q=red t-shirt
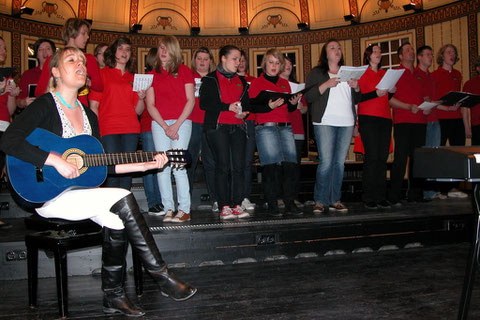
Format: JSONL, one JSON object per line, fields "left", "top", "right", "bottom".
{"left": 0, "top": 76, "right": 12, "bottom": 122}
{"left": 35, "top": 54, "right": 103, "bottom": 107}
{"left": 190, "top": 71, "right": 205, "bottom": 123}
{"left": 413, "top": 66, "right": 438, "bottom": 122}
{"left": 150, "top": 64, "right": 194, "bottom": 121}
{"left": 464, "top": 75, "right": 480, "bottom": 126}
{"left": 432, "top": 67, "right": 462, "bottom": 119}
{"left": 392, "top": 65, "right": 427, "bottom": 124}
{"left": 18, "top": 66, "right": 42, "bottom": 99}
{"left": 357, "top": 68, "right": 391, "bottom": 119}
{"left": 216, "top": 71, "right": 245, "bottom": 125}
{"left": 249, "top": 74, "right": 292, "bottom": 124}
{"left": 89, "top": 67, "right": 140, "bottom": 136}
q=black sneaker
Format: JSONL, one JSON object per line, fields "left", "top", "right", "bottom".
{"left": 148, "top": 204, "right": 165, "bottom": 216}
{"left": 364, "top": 202, "right": 378, "bottom": 210}
{"left": 377, "top": 200, "right": 392, "bottom": 209}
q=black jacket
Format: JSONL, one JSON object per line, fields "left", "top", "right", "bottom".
{"left": 199, "top": 70, "right": 250, "bottom": 131}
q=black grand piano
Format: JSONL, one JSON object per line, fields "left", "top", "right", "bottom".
{"left": 415, "top": 146, "right": 480, "bottom": 320}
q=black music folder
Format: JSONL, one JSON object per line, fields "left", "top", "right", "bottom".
{"left": 439, "top": 91, "right": 480, "bottom": 108}
{"left": 251, "top": 83, "right": 315, "bottom": 105}
{"left": 0, "top": 67, "right": 15, "bottom": 81}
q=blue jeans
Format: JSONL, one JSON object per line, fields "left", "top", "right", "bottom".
{"left": 141, "top": 131, "right": 162, "bottom": 208}
{"left": 151, "top": 120, "right": 192, "bottom": 213}
{"left": 101, "top": 133, "right": 140, "bottom": 190}
{"left": 313, "top": 125, "right": 354, "bottom": 205}
{"left": 187, "top": 122, "right": 217, "bottom": 202}
{"left": 243, "top": 120, "right": 256, "bottom": 199}
{"left": 255, "top": 125, "right": 297, "bottom": 166}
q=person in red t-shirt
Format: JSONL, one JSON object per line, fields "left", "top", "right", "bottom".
{"left": 187, "top": 47, "right": 218, "bottom": 212}
{"left": 94, "top": 43, "right": 108, "bottom": 69}
{"left": 464, "top": 57, "right": 480, "bottom": 145}
{"left": 89, "top": 37, "right": 144, "bottom": 191}
{"left": 35, "top": 18, "right": 103, "bottom": 108}
{"left": 17, "top": 39, "right": 56, "bottom": 109}
{"left": 200, "top": 45, "right": 251, "bottom": 220}
{"left": 357, "top": 44, "right": 394, "bottom": 209}
{"left": 146, "top": 36, "right": 195, "bottom": 223}
{"left": 432, "top": 44, "right": 470, "bottom": 146}
{"left": 237, "top": 49, "right": 257, "bottom": 211}
{"left": 389, "top": 43, "right": 430, "bottom": 205}
{"left": 279, "top": 55, "right": 307, "bottom": 208}
{"left": 250, "top": 49, "right": 303, "bottom": 217}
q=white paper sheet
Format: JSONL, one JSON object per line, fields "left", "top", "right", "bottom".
{"left": 133, "top": 74, "right": 154, "bottom": 92}
{"left": 289, "top": 82, "right": 305, "bottom": 94}
{"left": 194, "top": 78, "right": 202, "bottom": 97}
{"left": 0, "top": 120, "right": 9, "bottom": 132}
{"left": 376, "top": 69, "right": 405, "bottom": 91}
{"left": 418, "top": 101, "right": 440, "bottom": 110}
{"left": 336, "top": 65, "right": 368, "bottom": 82}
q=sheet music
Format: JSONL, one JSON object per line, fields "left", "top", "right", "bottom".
{"left": 0, "top": 120, "right": 9, "bottom": 132}
{"left": 133, "top": 74, "right": 154, "bottom": 92}
{"left": 418, "top": 101, "right": 440, "bottom": 111}
{"left": 475, "top": 154, "right": 480, "bottom": 164}
{"left": 194, "top": 78, "right": 202, "bottom": 97}
{"left": 376, "top": 69, "right": 405, "bottom": 91}
{"left": 336, "top": 65, "right": 368, "bottom": 82}
{"left": 289, "top": 82, "right": 305, "bottom": 94}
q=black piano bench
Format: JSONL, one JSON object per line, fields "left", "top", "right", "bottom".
{"left": 25, "top": 228, "right": 144, "bottom": 318}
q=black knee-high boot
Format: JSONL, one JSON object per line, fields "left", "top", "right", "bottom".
{"left": 110, "top": 193, "right": 197, "bottom": 301}
{"left": 263, "top": 164, "right": 281, "bottom": 217}
{"left": 282, "top": 162, "right": 302, "bottom": 216}
{"left": 102, "top": 228, "right": 145, "bottom": 317}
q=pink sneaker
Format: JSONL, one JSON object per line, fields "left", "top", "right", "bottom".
{"left": 232, "top": 205, "right": 250, "bottom": 218}
{"left": 220, "top": 206, "right": 235, "bottom": 220}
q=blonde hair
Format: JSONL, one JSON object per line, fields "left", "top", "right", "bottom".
{"left": 155, "top": 35, "right": 183, "bottom": 74}
{"left": 48, "top": 47, "right": 86, "bottom": 92}
{"left": 61, "top": 18, "right": 91, "bottom": 43}
{"left": 260, "top": 48, "right": 285, "bottom": 74}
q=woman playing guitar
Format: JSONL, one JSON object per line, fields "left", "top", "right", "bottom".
{"left": 0, "top": 47, "right": 196, "bottom": 317}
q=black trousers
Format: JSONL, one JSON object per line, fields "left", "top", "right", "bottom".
{"left": 439, "top": 118, "right": 465, "bottom": 146}
{"left": 358, "top": 115, "right": 392, "bottom": 203}
{"left": 389, "top": 123, "right": 426, "bottom": 203}
{"left": 472, "top": 125, "right": 480, "bottom": 146}
{"left": 206, "top": 124, "right": 246, "bottom": 208}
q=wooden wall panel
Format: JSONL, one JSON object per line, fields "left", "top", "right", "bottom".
{"left": 87, "top": 0, "right": 131, "bottom": 32}
{"left": 22, "top": 0, "right": 78, "bottom": 25}
{"left": 310, "top": 40, "right": 353, "bottom": 69}
{"left": 361, "top": 29, "right": 416, "bottom": 58}
{"left": 307, "top": 0, "right": 350, "bottom": 29}
{"left": 249, "top": 7, "right": 300, "bottom": 34}
{"left": 0, "top": 0, "right": 11, "bottom": 14}
{"left": 200, "top": 0, "right": 240, "bottom": 35}
{"left": 425, "top": 16, "right": 470, "bottom": 82}
{"left": 423, "top": 0, "right": 459, "bottom": 10}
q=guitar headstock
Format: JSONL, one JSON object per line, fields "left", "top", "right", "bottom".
{"left": 165, "top": 149, "right": 192, "bottom": 169}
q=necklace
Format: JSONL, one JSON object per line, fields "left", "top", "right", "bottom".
{"left": 55, "top": 92, "right": 80, "bottom": 110}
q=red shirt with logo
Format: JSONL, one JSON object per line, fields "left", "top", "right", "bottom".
{"left": 413, "top": 66, "right": 438, "bottom": 122}
{"left": 432, "top": 66, "right": 462, "bottom": 119}
{"left": 358, "top": 67, "right": 391, "bottom": 119}
{"left": 392, "top": 65, "right": 427, "bottom": 124}
{"left": 464, "top": 75, "right": 480, "bottom": 126}
{"left": 216, "top": 71, "right": 245, "bottom": 125}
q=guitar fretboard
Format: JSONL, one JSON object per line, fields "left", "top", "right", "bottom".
{"left": 83, "top": 151, "right": 164, "bottom": 167}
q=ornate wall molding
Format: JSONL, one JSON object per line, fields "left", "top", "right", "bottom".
{"left": 191, "top": 0, "right": 199, "bottom": 28}
{"left": 239, "top": 0, "right": 248, "bottom": 28}
{"left": 468, "top": 12, "right": 478, "bottom": 78}
{"left": 130, "top": 0, "right": 139, "bottom": 27}
{"left": 348, "top": 0, "right": 359, "bottom": 18}
{"left": 78, "top": 0, "right": 88, "bottom": 19}
{"left": 299, "top": 0, "right": 309, "bottom": 24}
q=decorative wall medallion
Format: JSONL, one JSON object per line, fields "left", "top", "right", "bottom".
{"left": 373, "top": 0, "right": 401, "bottom": 15}
{"left": 262, "top": 14, "right": 287, "bottom": 29}
{"left": 151, "top": 16, "right": 177, "bottom": 30}
{"left": 36, "top": 1, "right": 64, "bottom": 19}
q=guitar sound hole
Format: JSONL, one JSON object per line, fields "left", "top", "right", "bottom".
{"left": 66, "top": 154, "right": 85, "bottom": 170}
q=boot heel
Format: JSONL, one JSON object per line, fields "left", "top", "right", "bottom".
{"left": 161, "top": 287, "right": 197, "bottom": 301}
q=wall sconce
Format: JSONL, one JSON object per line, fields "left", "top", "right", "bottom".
{"left": 238, "top": 27, "right": 249, "bottom": 35}
{"left": 13, "top": 6, "right": 34, "bottom": 17}
{"left": 191, "top": 27, "right": 200, "bottom": 36}
{"left": 131, "top": 24, "right": 143, "bottom": 33}
{"left": 343, "top": 14, "right": 359, "bottom": 24}
{"left": 403, "top": 3, "right": 423, "bottom": 12}
{"left": 297, "top": 23, "right": 309, "bottom": 31}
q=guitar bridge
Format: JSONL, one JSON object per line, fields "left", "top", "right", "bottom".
{"left": 36, "top": 167, "right": 44, "bottom": 182}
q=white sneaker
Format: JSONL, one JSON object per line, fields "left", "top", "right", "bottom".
{"left": 163, "top": 210, "right": 174, "bottom": 222}
{"left": 241, "top": 198, "right": 255, "bottom": 210}
{"left": 431, "top": 192, "right": 448, "bottom": 200}
{"left": 212, "top": 201, "right": 219, "bottom": 213}
{"left": 448, "top": 189, "right": 468, "bottom": 198}
{"left": 220, "top": 206, "right": 235, "bottom": 220}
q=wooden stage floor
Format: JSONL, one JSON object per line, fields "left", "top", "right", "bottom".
{"left": 0, "top": 242, "right": 479, "bottom": 319}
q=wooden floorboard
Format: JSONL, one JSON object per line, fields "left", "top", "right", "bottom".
{"left": 1, "top": 243, "right": 480, "bottom": 319}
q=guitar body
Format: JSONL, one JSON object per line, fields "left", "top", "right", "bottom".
{"left": 7, "top": 128, "right": 107, "bottom": 203}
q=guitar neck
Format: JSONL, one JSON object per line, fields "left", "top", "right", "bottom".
{"left": 83, "top": 151, "right": 164, "bottom": 167}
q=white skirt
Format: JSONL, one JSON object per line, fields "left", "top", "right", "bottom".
{"left": 36, "top": 187, "right": 131, "bottom": 230}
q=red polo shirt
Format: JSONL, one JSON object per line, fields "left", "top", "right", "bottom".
{"left": 18, "top": 66, "right": 42, "bottom": 99}
{"left": 216, "top": 71, "right": 244, "bottom": 125}
{"left": 150, "top": 64, "right": 194, "bottom": 121}
{"left": 432, "top": 66, "right": 462, "bottom": 119}
{"left": 358, "top": 68, "right": 391, "bottom": 119}
{"left": 0, "top": 76, "right": 12, "bottom": 122}
{"left": 392, "top": 65, "right": 427, "bottom": 124}
{"left": 35, "top": 54, "right": 103, "bottom": 107}
{"left": 249, "top": 74, "right": 292, "bottom": 124}
{"left": 413, "top": 66, "right": 438, "bottom": 122}
{"left": 464, "top": 75, "right": 480, "bottom": 126}
{"left": 190, "top": 71, "right": 205, "bottom": 123}
{"left": 89, "top": 67, "right": 140, "bottom": 136}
